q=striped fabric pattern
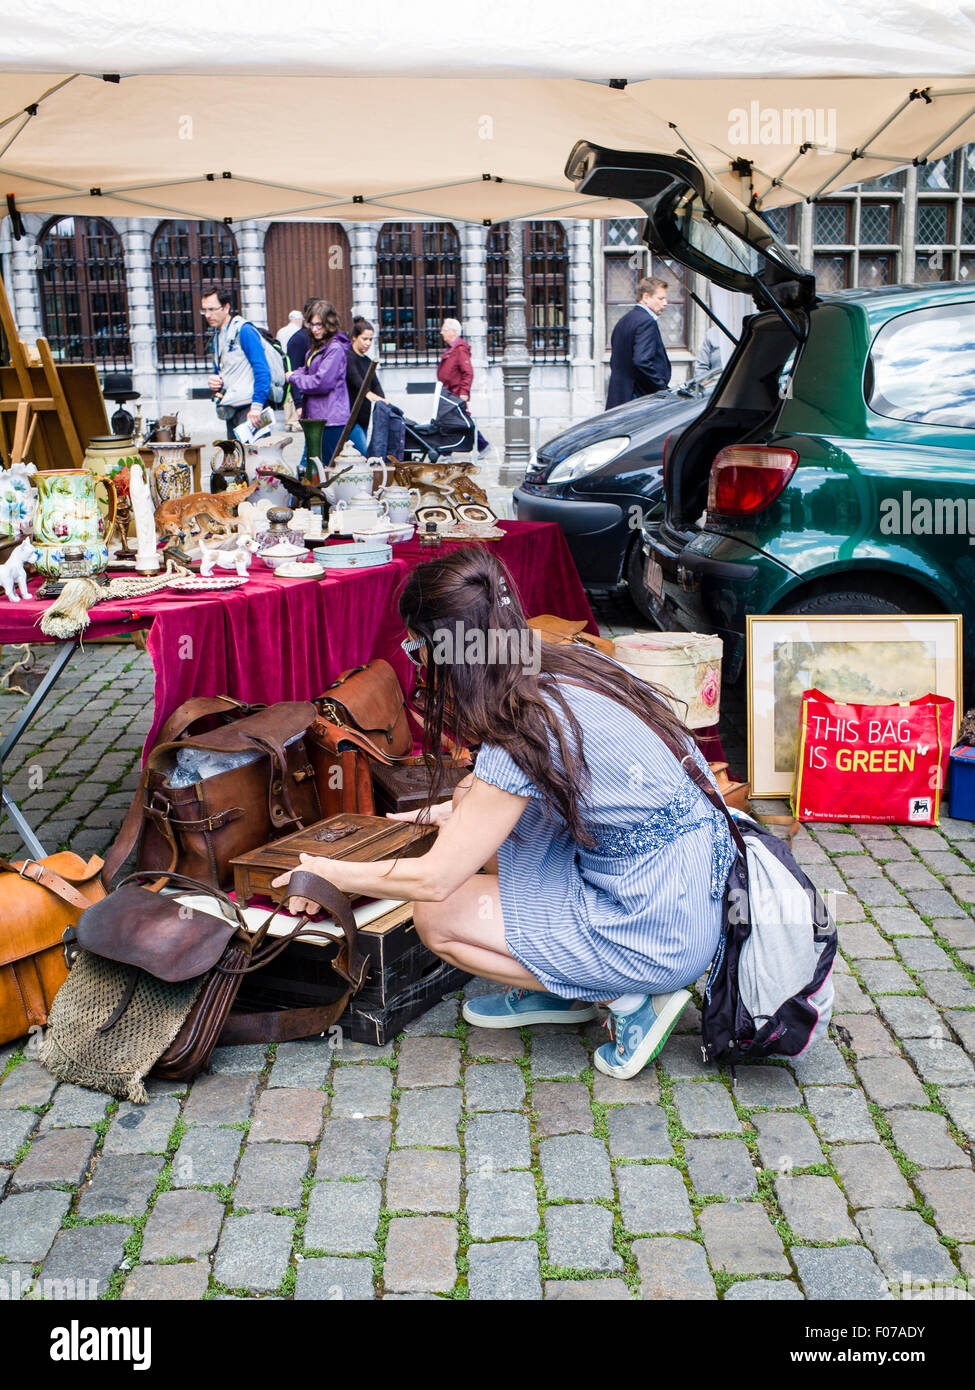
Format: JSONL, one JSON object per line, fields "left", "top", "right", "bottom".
{"left": 473, "top": 681, "right": 734, "bottom": 1002}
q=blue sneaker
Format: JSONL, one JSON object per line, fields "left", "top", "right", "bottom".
{"left": 462, "top": 988, "right": 598, "bottom": 1029}
{"left": 593, "top": 990, "right": 692, "bottom": 1080}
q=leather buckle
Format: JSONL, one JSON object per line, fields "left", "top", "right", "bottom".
{"left": 18, "top": 858, "right": 38, "bottom": 880}
{"left": 148, "top": 790, "right": 171, "bottom": 816}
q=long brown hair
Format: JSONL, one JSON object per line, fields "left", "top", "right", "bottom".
{"left": 398, "top": 546, "right": 696, "bottom": 845}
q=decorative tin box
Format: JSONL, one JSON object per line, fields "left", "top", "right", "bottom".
{"left": 318, "top": 540, "right": 393, "bottom": 569}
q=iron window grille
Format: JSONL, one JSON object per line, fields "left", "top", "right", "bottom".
{"left": 914, "top": 143, "right": 975, "bottom": 283}
{"left": 812, "top": 174, "right": 903, "bottom": 292}
{"left": 601, "top": 218, "right": 687, "bottom": 350}
{"left": 37, "top": 216, "right": 130, "bottom": 369}
{"left": 152, "top": 221, "right": 241, "bottom": 371}
{"left": 376, "top": 222, "right": 461, "bottom": 365}
{"left": 485, "top": 221, "right": 570, "bottom": 363}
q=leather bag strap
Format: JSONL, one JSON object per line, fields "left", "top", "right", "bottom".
{"left": 651, "top": 727, "right": 749, "bottom": 859}
{"left": 0, "top": 856, "right": 99, "bottom": 913}
{"left": 217, "top": 870, "right": 369, "bottom": 1046}
{"left": 153, "top": 695, "right": 258, "bottom": 747}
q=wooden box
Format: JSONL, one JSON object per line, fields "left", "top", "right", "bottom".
{"left": 370, "top": 761, "right": 472, "bottom": 816}
{"left": 233, "top": 896, "right": 470, "bottom": 1043}
{"left": 230, "top": 813, "right": 436, "bottom": 905}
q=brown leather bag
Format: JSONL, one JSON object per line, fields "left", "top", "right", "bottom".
{"left": 103, "top": 697, "right": 321, "bottom": 891}
{"left": 307, "top": 660, "right": 413, "bottom": 816}
{"left": 62, "top": 869, "right": 367, "bottom": 1083}
{"left": 0, "top": 853, "right": 106, "bottom": 1045}
{"left": 527, "top": 614, "right": 614, "bottom": 656}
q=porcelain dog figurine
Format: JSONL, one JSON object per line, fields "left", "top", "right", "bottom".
{"left": 198, "top": 534, "right": 259, "bottom": 578}
{"left": 0, "top": 536, "right": 39, "bottom": 601}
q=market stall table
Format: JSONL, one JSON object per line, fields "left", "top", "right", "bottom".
{"left": 0, "top": 520, "right": 596, "bottom": 855}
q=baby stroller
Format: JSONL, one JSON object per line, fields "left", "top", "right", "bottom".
{"left": 401, "top": 384, "right": 478, "bottom": 462}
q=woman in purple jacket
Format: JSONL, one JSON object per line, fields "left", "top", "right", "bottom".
{"left": 285, "top": 299, "right": 351, "bottom": 465}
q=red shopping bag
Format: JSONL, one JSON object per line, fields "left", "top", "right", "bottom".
{"left": 791, "top": 689, "right": 954, "bottom": 825}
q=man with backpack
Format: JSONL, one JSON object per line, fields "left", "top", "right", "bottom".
{"left": 203, "top": 285, "right": 285, "bottom": 438}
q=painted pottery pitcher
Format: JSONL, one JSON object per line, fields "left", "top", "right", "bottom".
{"left": 31, "top": 469, "right": 117, "bottom": 579}
{"left": 144, "top": 441, "right": 193, "bottom": 506}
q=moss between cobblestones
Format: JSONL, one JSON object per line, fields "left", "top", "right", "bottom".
{"left": 0, "top": 1049, "right": 23, "bottom": 1081}
{"left": 866, "top": 1102, "right": 922, "bottom": 1181}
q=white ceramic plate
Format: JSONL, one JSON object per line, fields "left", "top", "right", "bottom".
{"left": 169, "top": 575, "right": 249, "bottom": 592}
{"left": 274, "top": 561, "right": 325, "bottom": 578}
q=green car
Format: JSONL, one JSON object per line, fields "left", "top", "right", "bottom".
{"left": 567, "top": 142, "right": 975, "bottom": 699}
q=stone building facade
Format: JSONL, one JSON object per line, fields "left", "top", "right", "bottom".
{"left": 2, "top": 143, "right": 973, "bottom": 454}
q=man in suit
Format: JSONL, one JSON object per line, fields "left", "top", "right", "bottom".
{"left": 606, "top": 276, "right": 672, "bottom": 409}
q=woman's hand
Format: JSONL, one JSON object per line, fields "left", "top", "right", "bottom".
{"left": 270, "top": 853, "right": 337, "bottom": 916}
{"left": 386, "top": 801, "right": 453, "bottom": 828}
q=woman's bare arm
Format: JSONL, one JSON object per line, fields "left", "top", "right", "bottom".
{"left": 272, "top": 776, "right": 527, "bottom": 911}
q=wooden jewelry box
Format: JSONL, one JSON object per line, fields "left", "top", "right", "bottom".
{"left": 230, "top": 812, "right": 437, "bottom": 905}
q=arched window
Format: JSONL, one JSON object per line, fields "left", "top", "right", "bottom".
{"left": 38, "top": 217, "right": 130, "bottom": 369}
{"left": 152, "top": 221, "right": 240, "bottom": 370}
{"left": 486, "top": 221, "right": 570, "bottom": 363}
{"left": 376, "top": 223, "right": 460, "bottom": 363}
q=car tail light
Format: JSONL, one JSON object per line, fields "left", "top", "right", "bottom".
{"left": 707, "top": 445, "right": 799, "bottom": 517}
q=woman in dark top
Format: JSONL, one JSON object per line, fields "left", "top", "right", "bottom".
{"left": 345, "top": 317, "right": 385, "bottom": 454}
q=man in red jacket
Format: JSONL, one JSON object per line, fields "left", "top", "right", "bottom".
{"left": 437, "top": 318, "right": 473, "bottom": 401}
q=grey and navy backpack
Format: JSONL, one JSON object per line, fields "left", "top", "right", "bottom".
{"left": 700, "top": 813, "right": 836, "bottom": 1064}
{"left": 656, "top": 732, "right": 836, "bottom": 1065}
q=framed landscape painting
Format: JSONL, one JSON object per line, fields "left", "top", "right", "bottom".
{"left": 747, "top": 615, "right": 963, "bottom": 798}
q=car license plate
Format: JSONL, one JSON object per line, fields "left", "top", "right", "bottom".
{"left": 644, "top": 555, "right": 664, "bottom": 600}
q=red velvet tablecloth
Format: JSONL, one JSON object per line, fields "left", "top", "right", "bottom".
{"left": 0, "top": 521, "right": 597, "bottom": 754}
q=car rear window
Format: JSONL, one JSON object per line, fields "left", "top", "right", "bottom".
{"left": 867, "top": 301, "right": 975, "bottom": 428}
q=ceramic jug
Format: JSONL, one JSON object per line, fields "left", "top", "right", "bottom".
{"left": 244, "top": 433, "right": 297, "bottom": 506}
{"left": 381, "top": 485, "right": 421, "bottom": 525}
{"left": 32, "top": 469, "right": 117, "bottom": 578}
{"left": 323, "top": 467, "right": 374, "bottom": 507}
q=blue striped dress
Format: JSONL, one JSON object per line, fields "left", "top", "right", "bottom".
{"left": 473, "top": 680, "right": 735, "bottom": 1002}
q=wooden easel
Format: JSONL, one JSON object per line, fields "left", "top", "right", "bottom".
{"left": 0, "top": 273, "right": 94, "bottom": 469}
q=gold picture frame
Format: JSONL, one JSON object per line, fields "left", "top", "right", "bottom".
{"left": 747, "top": 614, "right": 963, "bottom": 798}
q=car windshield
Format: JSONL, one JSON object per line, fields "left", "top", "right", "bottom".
{"left": 867, "top": 302, "right": 975, "bottom": 428}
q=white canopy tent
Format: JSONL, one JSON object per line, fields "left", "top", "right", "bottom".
{"left": 1, "top": 0, "right": 975, "bottom": 223}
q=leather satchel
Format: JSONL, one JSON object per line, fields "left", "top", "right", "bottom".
{"left": 527, "top": 614, "right": 614, "bottom": 656}
{"left": 103, "top": 697, "right": 322, "bottom": 891}
{"left": 55, "top": 869, "right": 367, "bottom": 1089}
{"left": 0, "top": 853, "right": 106, "bottom": 1046}
{"left": 307, "top": 660, "right": 414, "bottom": 816}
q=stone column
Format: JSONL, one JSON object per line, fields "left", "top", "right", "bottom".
{"left": 500, "top": 219, "right": 531, "bottom": 484}
{"left": 460, "top": 222, "right": 488, "bottom": 377}
{"left": 567, "top": 219, "right": 597, "bottom": 419}
{"left": 8, "top": 217, "right": 43, "bottom": 346}
{"left": 236, "top": 220, "right": 268, "bottom": 325}
{"left": 567, "top": 219, "right": 592, "bottom": 364}
{"left": 348, "top": 222, "right": 379, "bottom": 325}
{"left": 902, "top": 166, "right": 918, "bottom": 282}
{"left": 118, "top": 219, "right": 158, "bottom": 401}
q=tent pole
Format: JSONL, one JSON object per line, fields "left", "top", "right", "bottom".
{"left": 499, "top": 219, "right": 531, "bottom": 486}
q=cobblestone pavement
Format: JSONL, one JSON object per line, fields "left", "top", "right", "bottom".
{"left": 1, "top": 609, "right": 974, "bottom": 1301}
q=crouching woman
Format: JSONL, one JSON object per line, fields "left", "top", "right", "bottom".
{"left": 274, "top": 547, "right": 734, "bottom": 1079}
